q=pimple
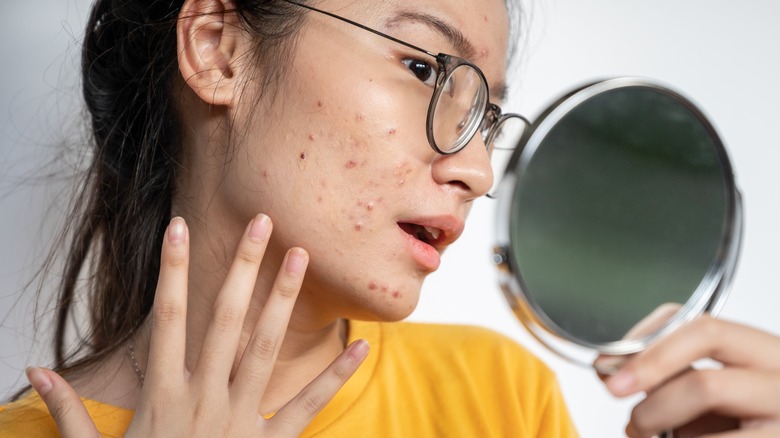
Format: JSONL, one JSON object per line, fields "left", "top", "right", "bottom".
{"left": 317, "top": 196, "right": 323, "bottom": 203}
{"left": 396, "top": 179, "right": 405, "bottom": 187}
{"left": 316, "top": 100, "right": 323, "bottom": 108}
{"left": 392, "top": 290, "right": 401, "bottom": 299}
{"left": 355, "top": 113, "right": 364, "bottom": 122}
{"left": 320, "top": 180, "right": 327, "bottom": 188}
{"left": 368, "top": 281, "right": 378, "bottom": 290}
{"left": 261, "top": 170, "right": 268, "bottom": 178}
{"left": 299, "top": 151, "right": 306, "bottom": 160}
{"left": 346, "top": 160, "right": 357, "bottom": 169}
{"left": 354, "top": 223, "right": 363, "bottom": 232}
{"left": 366, "top": 202, "right": 374, "bottom": 211}
{"left": 388, "top": 128, "right": 396, "bottom": 136}
{"left": 356, "top": 200, "right": 364, "bottom": 207}
{"left": 381, "top": 285, "right": 388, "bottom": 293}
{"left": 483, "top": 15, "right": 488, "bottom": 22}
{"left": 308, "top": 133, "right": 316, "bottom": 141}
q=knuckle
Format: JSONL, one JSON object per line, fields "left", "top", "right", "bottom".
{"left": 153, "top": 302, "right": 181, "bottom": 327}
{"left": 212, "top": 303, "right": 242, "bottom": 330}
{"left": 299, "top": 390, "right": 324, "bottom": 416}
{"left": 50, "top": 394, "right": 73, "bottom": 423}
{"left": 235, "top": 244, "right": 263, "bottom": 266}
{"left": 248, "top": 331, "right": 278, "bottom": 360}
{"left": 275, "top": 282, "right": 300, "bottom": 299}
{"left": 689, "top": 370, "right": 721, "bottom": 407}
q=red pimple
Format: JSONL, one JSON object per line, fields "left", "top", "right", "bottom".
{"left": 368, "top": 281, "right": 378, "bottom": 290}
{"left": 346, "top": 160, "right": 357, "bottom": 169}
{"left": 392, "top": 290, "right": 401, "bottom": 299}
{"left": 366, "top": 202, "right": 374, "bottom": 211}
{"left": 300, "top": 152, "right": 306, "bottom": 159}
{"left": 316, "top": 100, "right": 323, "bottom": 108}
{"left": 261, "top": 170, "right": 268, "bottom": 178}
{"left": 388, "top": 128, "right": 396, "bottom": 135}
{"left": 308, "top": 133, "right": 316, "bottom": 141}
{"left": 354, "top": 223, "right": 363, "bottom": 231}
{"left": 381, "top": 286, "right": 388, "bottom": 293}
{"left": 357, "top": 200, "right": 364, "bottom": 207}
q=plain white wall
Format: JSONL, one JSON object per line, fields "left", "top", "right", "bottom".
{"left": 2, "top": 1, "right": 778, "bottom": 436}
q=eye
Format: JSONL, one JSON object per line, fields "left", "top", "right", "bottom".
{"left": 402, "top": 58, "right": 437, "bottom": 87}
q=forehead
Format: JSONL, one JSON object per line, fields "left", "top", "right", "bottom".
{"left": 331, "top": 0, "right": 511, "bottom": 92}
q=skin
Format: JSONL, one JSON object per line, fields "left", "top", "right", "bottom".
{"left": 23, "top": 0, "right": 780, "bottom": 436}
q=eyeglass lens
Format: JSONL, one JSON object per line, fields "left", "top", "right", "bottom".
{"left": 431, "top": 64, "right": 488, "bottom": 152}
{"left": 487, "top": 115, "right": 527, "bottom": 197}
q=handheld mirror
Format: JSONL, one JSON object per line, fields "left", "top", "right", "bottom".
{"left": 493, "top": 78, "right": 743, "bottom": 368}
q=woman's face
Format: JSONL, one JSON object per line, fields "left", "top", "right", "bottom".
{"left": 220, "top": 0, "right": 510, "bottom": 322}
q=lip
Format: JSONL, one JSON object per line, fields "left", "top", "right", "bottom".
{"left": 396, "top": 215, "right": 466, "bottom": 271}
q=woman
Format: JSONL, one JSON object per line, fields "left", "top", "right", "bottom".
{"left": 1, "top": 0, "right": 779, "bottom": 436}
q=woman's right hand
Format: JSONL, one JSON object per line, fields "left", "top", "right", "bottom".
{"left": 25, "top": 214, "right": 369, "bottom": 437}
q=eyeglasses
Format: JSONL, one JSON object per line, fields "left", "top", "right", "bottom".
{"left": 283, "top": 0, "right": 529, "bottom": 197}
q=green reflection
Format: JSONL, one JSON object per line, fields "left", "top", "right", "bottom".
{"left": 511, "top": 88, "right": 726, "bottom": 344}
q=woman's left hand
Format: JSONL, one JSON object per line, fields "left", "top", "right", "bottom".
{"left": 603, "top": 316, "right": 780, "bottom": 437}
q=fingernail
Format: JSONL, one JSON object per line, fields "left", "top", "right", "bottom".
{"left": 625, "top": 421, "right": 638, "bottom": 438}
{"left": 593, "top": 355, "right": 627, "bottom": 376}
{"left": 608, "top": 369, "right": 636, "bottom": 396}
{"left": 169, "top": 217, "right": 186, "bottom": 244}
{"left": 248, "top": 214, "right": 271, "bottom": 241}
{"left": 285, "top": 248, "right": 308, "bottom": 275}
{"left": 347, "top": 339, "right": 370, "bottom": 361}
{"left": 26, "top": 367, "right": 53, "bottom": 396}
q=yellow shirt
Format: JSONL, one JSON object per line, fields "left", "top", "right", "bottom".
{"left": 0, "top": 321, "right": 578, "bottom": 437}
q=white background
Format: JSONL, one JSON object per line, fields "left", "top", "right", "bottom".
{"left": 2, "top": 1, "right": 778, "bottom": 436}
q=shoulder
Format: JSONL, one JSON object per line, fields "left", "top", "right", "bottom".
{"left": 0, "top": 390, "right": 134, "bottom": 438}
{"left": 379, "top": 320, "right": 550, "bottom": 374}
{"left": 0, "top": 392, "right": 58, "bottom": 438}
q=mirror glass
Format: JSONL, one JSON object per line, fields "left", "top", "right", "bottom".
{"left": 494, "top": 78, "right": 741, "bottom": 364}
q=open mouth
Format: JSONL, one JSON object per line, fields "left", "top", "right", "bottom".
{"left": 398, "top": 222, "right": 442, "bottom": 246}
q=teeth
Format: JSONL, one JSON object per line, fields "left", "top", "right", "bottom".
{"left": 424, "top": 226, "right": 441, "bottom": 241}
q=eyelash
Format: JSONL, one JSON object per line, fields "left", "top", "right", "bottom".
{"left": 401, "top": 57, "right": 437, "bottom": 87}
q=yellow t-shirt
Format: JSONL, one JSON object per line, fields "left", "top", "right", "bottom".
{"left": 0, "top": 321, "right": 578, "bottom": 437}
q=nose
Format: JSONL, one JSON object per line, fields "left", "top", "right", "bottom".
{"left": 430, "top": 134, "right": 493, "bottom": 200}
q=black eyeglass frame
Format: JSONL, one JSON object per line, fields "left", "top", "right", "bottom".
{"left": 282, "top": 0, "right": 529, "bottom": 156}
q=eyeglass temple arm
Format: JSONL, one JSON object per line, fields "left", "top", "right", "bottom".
{"left": 282, "top": 0, "right": 438, "bottom": 59}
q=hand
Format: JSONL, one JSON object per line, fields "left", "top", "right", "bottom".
{"left": 25, "top": 215, "right": 369, "bottom": 437}
{"left": 603, "top": 315, "right": 780, "bottom": 437}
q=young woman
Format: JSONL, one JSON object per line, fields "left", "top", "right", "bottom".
{"left": 1, "top": 0, "right": 779, "bottom": 436}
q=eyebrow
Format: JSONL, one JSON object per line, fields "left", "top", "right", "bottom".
{"left": 387, "top": 11, "right": 509, "bottom": 101}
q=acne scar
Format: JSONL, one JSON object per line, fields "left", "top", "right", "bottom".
{"left": 261, "top": 170, "right": 268, "bottom": 178}
{"left": 316, "top": 100, "right": 323, "bottom": 108}
{"left": 317, "top": 196, "right": 323, "bottom": 203}
{"left": 300, "top": 151, "right": 306, "bottom": 160}
{"left": 355, "top": 113, "right": 364, "bottom": 122}
{"left": 368, "top": 281, "right": 378, "bottom": 290}
{"left": 320, "top": 180, "right": 327, "bottom": 188}
{"left": 354, "top": 223, "right": 363, "bottom": 232}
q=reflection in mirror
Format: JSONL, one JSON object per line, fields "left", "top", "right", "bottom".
{"left": 494, "top": 78, "right": 741, "bottom": 365}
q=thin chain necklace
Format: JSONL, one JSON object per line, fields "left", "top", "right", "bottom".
{"left": 127, "top": 338, "right": 145, "bottom": 385}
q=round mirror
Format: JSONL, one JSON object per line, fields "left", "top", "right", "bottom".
{"left": 493, "top": 78, "right": 743, "bottom": 367}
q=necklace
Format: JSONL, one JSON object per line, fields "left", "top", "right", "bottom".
{"left": 127, "top": 338, "right": 145, "bottom": 384}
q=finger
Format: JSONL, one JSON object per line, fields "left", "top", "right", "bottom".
{"left": 606, "top": 316, "right": 780, "bottom": 396}
{"left": 627, "top": 368, "right": 780, "bottom": 436}
{"left": 232, "top": 247, "right": 308, "bottom": 409}
{"left": 146, "top": 217, "right": 190, "bottom": 385}
{"left": 195, "top": 214, "right": 272, "bottom": 381}
{"left": 26, "top": 367, "right": 100, "bottom": 438}
{"left": 269, "top": 339, "right": 369, "bottom": 436}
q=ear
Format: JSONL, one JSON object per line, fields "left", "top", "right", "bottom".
{"left": 177, "top": 0, "right": 243, "bottom": 106}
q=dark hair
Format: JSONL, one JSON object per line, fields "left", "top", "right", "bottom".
{"left": 11, "top": 0, "right": 523, "bottom": 400}
{"left": 4, "top": 0, "right": 312, "bottom": 397}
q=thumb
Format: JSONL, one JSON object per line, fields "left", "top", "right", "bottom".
{"left": 25, "top": 367, "right": 100, "bottom": 438}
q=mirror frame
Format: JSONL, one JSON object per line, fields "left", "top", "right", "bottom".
{"left": 493, "top": 77, "right": 743, "bottom": 364}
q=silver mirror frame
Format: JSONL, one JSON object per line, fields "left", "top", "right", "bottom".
{"left": 493, "top": 77, "right": 744, "bottom": 366}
